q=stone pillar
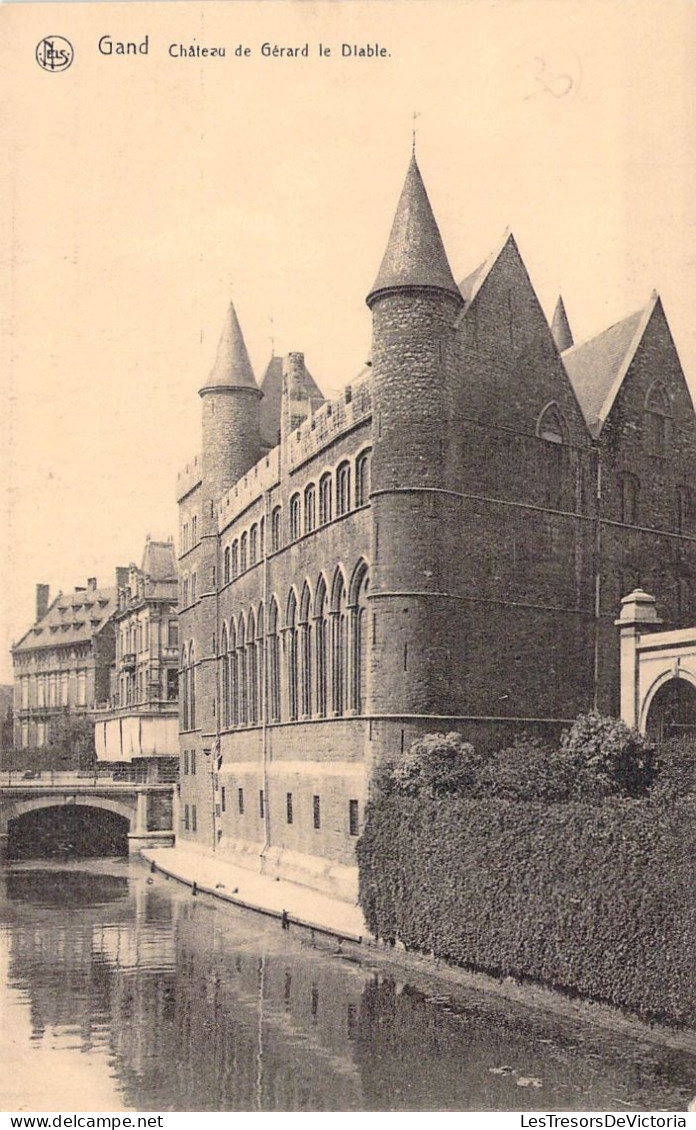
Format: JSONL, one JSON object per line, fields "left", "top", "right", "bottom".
{"left": 615, "top": 590, "right": 662, "bottom": 729}
{"left": 135, "top": 789, "right": 148, "bottom": 834}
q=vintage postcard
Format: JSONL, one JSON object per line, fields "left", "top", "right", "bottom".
{"left": 1, "top": 0, "right": 695, "bottom": 1117}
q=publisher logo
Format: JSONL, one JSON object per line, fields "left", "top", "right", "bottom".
{"left": 36, "top": 37, "right": 74, "bottom": 72}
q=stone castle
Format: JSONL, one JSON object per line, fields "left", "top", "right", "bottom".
{"left": 176, "top": 155, "right": 696, "bottom": 898}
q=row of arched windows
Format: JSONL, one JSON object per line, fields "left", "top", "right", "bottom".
{"left": 536, "top": 381, "right": 672, "bottom": 457}
{"left": 223, "top": 518, "right": 266, "bottom": 586}
{"left": 180, "top": 643, "right": 196, "bottom": 731}
{"left": 219, "top": 561, "right": 370, "bottom": 730}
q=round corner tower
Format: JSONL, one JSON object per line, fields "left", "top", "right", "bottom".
{"left": 366, "top": 155, "right": 464, "bottom": 761}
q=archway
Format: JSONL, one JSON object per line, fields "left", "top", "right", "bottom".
{"left": 645, "top": 677, "right": 696, "bottom": 745}
{"left": 7, "top": 804, "right": 130, "bottom": 860}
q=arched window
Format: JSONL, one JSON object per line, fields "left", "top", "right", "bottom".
{"left": 256, "top": 604, "right": 265, "bottom": 724}
{"left": 250, "top": 524, "right": 258, "bottom": 565}
{"left": 268, "top": 599, "right": 281, "bottom": 722}
{"left": 248, "top": 609, "right": 258, "bottom": 725}
{"left": 286, "top": 590, "right": 299, "bottom": 721}
{"left": 537, "top": 402, "right": 567, "bottom": 510}
{"left": 223, "top": 546, "right": 230, "bottom": 585}
{"left": 220, "top": 624, "right": 229, "bottom": 728}
{"left": 232, "top": 541, "right": 239, "bottom": 578}
{"left": 349, "top": 560, "right": 370, "bottom": 713}
{"left": 290, "top": 494, "right": 301, "bottom": 542}
{"left": 181, "top": 646, "right": 189, "bottom": 730}
{"left": 271, "top": 507, "right": 282, "bottom": 552}
{"left": 315, "top": 576, "right": 328, "bottom": 717}
{"left": 237, "top": 616, "right": 247, "bottom": 726}
{"left": 622, "top": 473, "right": 640, "bottom": 525}
{"left": 229, "top": 620, "right": 238, "bottom": 727}
{"left": 319, "top": 474, "right": 332, "bottom": 526}
{"left": 259, "top": 516, "right": 265, "bottom": 559}
{"left": 304, "top": 484, "right": 316, "bottom": 534}
{"left": 336, "top": 462, "right": 351, "bottom": 517}
{"left": 645, "top": 381, "right": 671, "bottom": 457}
{"left": 188, "top": 644, "right": 196, "bottom": 730}
{"left": 300, "top": 582, "right": 313, "bottom": 717}
{"left": 355, "top": 450, "right": 371, "bottom": 507}
{"left": 240, "top": 532, "right": 248, "bottom": 573}
{"left": 331, "top": 570, "right": 349, "bottom": 715}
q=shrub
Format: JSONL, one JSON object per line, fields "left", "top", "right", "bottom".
{"left": 650, "top": 735, "right": 696, "bottom": 801}
{"left": 474, "top": 735, "right": 573, "bottom": 802}
{"left": 388, "top": 732, "right": 479, "bottom": 798}
{"left": 560, "top": 711, "right": 656, "bottom": 797}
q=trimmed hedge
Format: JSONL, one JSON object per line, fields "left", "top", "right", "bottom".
{"left": 357, "top": 793, "right": 696, "bottom": 1027}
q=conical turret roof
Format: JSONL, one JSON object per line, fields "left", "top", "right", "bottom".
{"left": 202, "top": 302, "right": 258, "bottom": 391}
{"left": 551, "top": 296, "right": 574, "bottom": 352}
{"left": 366, "top": 156, "right": 460, "bottom": 307}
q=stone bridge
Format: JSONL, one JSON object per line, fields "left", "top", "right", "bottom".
{"left": 0, "top": 774, "right": 176, "bottom": 860}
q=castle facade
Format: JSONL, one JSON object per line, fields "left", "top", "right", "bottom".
{"left": 176, "top": 157, "right": 696, "bottom": 898}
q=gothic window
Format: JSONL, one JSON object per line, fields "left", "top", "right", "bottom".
{"left": 250, "top": 525, "right": 258, "bottom": 565}
{"left": 256, "top": 605, "right": 265, "bottom": 725}
{"left": 304, "top": 484, "right": 316, "bottom": 534}
{"left": 331, "top": 569, "right": 348, "bottom": 716}
{"left": 248, "top": 609, "right": 258, "bottom": 725}
{"left": 223, "top": 546, "right": 230, "bottom": 585}
{"left": 349, "top": 560, "right": 370, "bottom": 713}
{"left": 232, "top": 541, "right": 239, "bottom": 578}
{"left": 622, "top": 473, "right": 640, "bottom": 525}
{"left": 336, "top": 462, "right": 351, "bottom": 517}
{"left": 300, "top": 582, "right": 313, "bottom": 718}
{"left": 268, "top": 598, "right": 281, "bottom": 722}
{"left": 319, "top": 474, "right": 332, "bottom": 526}
{"left": 356, "top": 450, "right": 372, "bottom": 507}
{"left": 220, "top": 624, "right": 229, "bottom": 728}
{"left": 237, "top": 617, "right": 247, "bottom": 726}
{"left": 240, "top": 532, "right": 248, "bottom": 573}
{"left": 286, "top": 590, "right": 299, "bottom": 721}
{"left": 315, "top": 576, "right": 328, "bottom": 718}
{"left": 259, "top": 516, "right": 265, "bottom": 559}
{"left": 537, "top": 402, "right": 567, "bottom": 511}
{"left": 290, "top": 494, "right": 301, "bottom": 542}
{"left": 678, "top": 486, "right": 696, "bottom": 535}
{"left": 229, "top": 620, "right": 238, "bottom": 728}
{"left": 271, "top": 507, "right": 282, "bottom": 552}
{"left": 644, "top": 381, "right": 671, "bottom": 457}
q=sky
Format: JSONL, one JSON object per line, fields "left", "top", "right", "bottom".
{"left": 1, "top": 0, "right": 695, "bottom": 682}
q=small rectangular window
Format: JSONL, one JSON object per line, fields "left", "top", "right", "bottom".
{"left": 313, "top": 795, "right": 321, "bottom": 830}
{"left": 286, "top": 792, "right": 293, "bottom": 824}
{"left": 221, "top": 787, "right": 226, "bottom": 813}
{"left": 349, "top": 799, "right": 359, "bottom": 837}
{"left": 183, "top": 749, "right": 189, "bottom": 775}
{"left": 192, "top": 805, "right": 197, "bottom": 833}
{"left": 259, "top": 789, "right": 265, "bottom": 819}
{"left": 238, "top": 787, "right": 244, "bottom": 815}
{"left": 190, "top": 750, "right": 196, "bottom": 775}
{"left": 184, "top": 804, "right": 190, "bottom": 831}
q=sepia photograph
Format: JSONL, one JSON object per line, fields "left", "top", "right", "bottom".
{"left": 1, "top": 0, "right": 695, "bottom": 1115}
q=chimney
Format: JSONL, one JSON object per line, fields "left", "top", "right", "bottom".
{"left": 36, "top": 584, "right": 50, "bottom": 622}
{"left": 88, "top": 577, "right": 97, "bottom": 591}
{"left": 115, "top": 566, "right": 129, "bottom": 589}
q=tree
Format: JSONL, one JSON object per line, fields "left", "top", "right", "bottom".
{"left": 45, "top": 711, "right": 96, "bottom": 772}
{"left": 559, "top": 711, "right": 656, "bottom": 798}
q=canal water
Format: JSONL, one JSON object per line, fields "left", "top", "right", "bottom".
{"left": 1, "top": 857, "right": 694, "bottom": 1112}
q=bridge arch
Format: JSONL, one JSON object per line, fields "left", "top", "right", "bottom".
{"left": 1, "top": 793, "right": 136, "bottom": 835}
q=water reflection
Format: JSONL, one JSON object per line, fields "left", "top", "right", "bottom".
{"left": 1, "top": 861, "right": 694, "bottom": 1112}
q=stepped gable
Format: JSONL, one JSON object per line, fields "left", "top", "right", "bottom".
{"left": 366, "top": 155, "right": 460, "bottom": 306}
{"left": 562, "top": 298, "right": 655, "bottom": 436}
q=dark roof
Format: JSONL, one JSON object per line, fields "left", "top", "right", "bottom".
{"left": 367, "top": 156, "right": 460, "bottom": 306}
{"left": 259, "top": 354, "right": 324, "bottom": 448}
{"left": 551, "top": 296, "right": 574, "bottom": 352}
{"left": 203, "top": 302, "right": 259, "bottom": 391}
{"left": 13, "top": 585, "right": 118, "bottom": 653}
{"left": 141, "top": 539, "right": 177, "bottom": 584}
{"left": 562, "top": 298, "right": 654, "bottom": 436}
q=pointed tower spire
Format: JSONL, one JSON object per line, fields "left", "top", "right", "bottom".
{"left": 551, "top": 295, "right": 574, "bottom": 352}
{"left": 366, "top": 156, "right": 460, "bottom": 308}
{"left": 202, "top": 301, "right": 258, "bottom": 392}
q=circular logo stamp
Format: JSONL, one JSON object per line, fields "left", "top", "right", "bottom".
{"left": 36, "top": 37, "right": 74, "bottom": 72}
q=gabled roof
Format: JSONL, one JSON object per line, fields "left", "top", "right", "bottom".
{"left": 562, "top": 295, "right": 657, "bottom": 436}
{"left": 259, "top": 354, "right": 324, "bottom": 448}
{"left": 457, "top": 229, "right": 514, "bottom": 310}
{"left": 13, "top": 585, "right": 118, "bottom": 653}
{"left": 202, "top": 301, "right": 259, "bottom": 392}
{"left": 551, "top": 296, "right": 574, "bottom": 352}
{"left": 367, "top": 156, "right": 460, "bottom": 306}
